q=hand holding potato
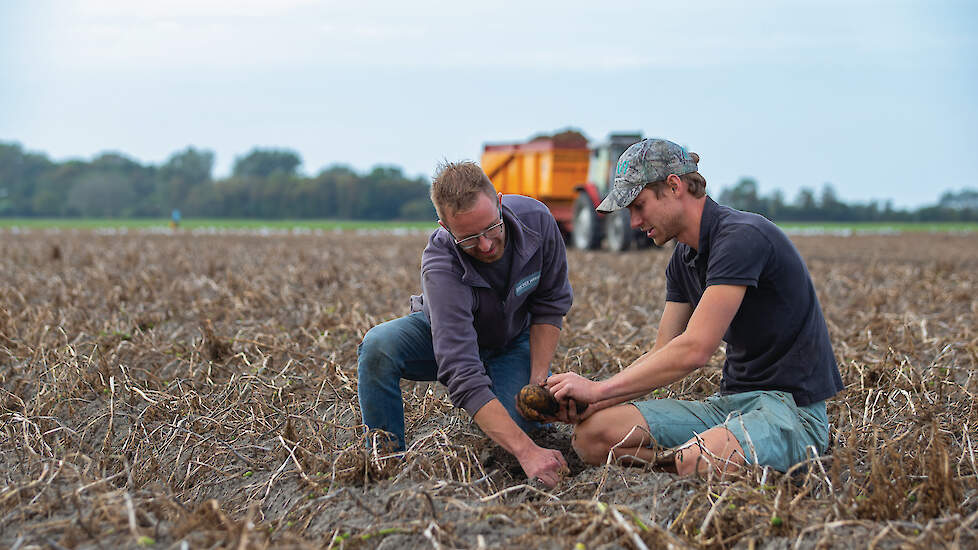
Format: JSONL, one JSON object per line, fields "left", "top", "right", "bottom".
{"left": 516, "top": 384, "right": 586, "bottom": 422}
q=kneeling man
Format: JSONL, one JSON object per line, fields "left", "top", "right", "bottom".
{"left": 548, "top": 139, "right": 844, "bottom": 476}
{"left": 358, "top": 161, "right": 574, "bottom": 487}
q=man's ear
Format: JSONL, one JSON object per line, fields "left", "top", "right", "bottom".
{"left": 668, "top": 174, "right": 682, "bottom": 195}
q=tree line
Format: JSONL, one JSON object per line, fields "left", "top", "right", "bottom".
{"left": 1, "top": 141, "right": 976, "bottom": 222}
{"left": 717, "top": 178, "right": 978, "bottom": 222}
{"left": 0, "top": 142, "right": 436, "bottom": 220}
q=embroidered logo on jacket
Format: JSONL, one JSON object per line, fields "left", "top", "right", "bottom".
{"left": 515, "top": 272, "right": 541, "bottom": 296}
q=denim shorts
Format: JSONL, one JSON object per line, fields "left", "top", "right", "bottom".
{"left": 632, "top": 390, "right": 830, "bottom": 472}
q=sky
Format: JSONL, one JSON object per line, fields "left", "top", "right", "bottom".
{"left": 2, "top": 0, "right": 976, "bottom": 208}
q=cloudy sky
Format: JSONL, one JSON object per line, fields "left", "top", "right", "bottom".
{"left": 2, "top": 0, "right": 976, "bottom": 207}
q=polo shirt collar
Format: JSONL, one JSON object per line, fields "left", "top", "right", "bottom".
{"left": 683, "top": 196, "right": 720, "bottom": 268}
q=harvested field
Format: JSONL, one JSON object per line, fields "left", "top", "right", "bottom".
{"left": 1, "top": 230, "right": 977, "bottom": 549}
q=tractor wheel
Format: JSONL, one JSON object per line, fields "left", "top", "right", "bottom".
{"left": 571, "top": 192, "right": 601, "bottom": 250}
{"left": 605, "top": 208, "right": 632, "bottom": 252}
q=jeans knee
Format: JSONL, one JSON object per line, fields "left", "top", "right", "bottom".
{"left": 357, "top": 326, "right": 398, "bottom": 380}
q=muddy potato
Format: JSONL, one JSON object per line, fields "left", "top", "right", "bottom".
{"left": 515, "top": 384, "right": 587, "bottom": 422}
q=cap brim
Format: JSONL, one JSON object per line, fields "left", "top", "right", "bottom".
{"left": 595, "top": 193, "right": 622, "bottom": 213}
{"left": 598, "top": 183, "right": 644, "bottom": 213}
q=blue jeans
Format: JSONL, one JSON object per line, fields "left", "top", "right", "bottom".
{"left": 357, "top": 311, "right": 538, "bottom": 450}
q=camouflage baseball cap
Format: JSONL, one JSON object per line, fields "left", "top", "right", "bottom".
{"left": 596, "top": 138, "right": 698, "bottom": 213}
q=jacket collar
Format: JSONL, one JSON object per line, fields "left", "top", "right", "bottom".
{"left": 448, "top": 197, "right": 541, "bottom": 287}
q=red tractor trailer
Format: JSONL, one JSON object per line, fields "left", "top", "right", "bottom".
{"left": 481, "top": 131, "right": 654, "bottom": 251}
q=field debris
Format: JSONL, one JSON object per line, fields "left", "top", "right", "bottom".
{"left": 1, "top": 232, "right": 976, "bottom": 549}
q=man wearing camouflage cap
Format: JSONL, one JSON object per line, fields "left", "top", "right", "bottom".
{"left": 546, "top": 138, "right": 844, "bottom": 476}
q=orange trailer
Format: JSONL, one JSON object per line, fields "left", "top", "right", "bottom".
{"left": 482, "top": 137, "right": 589, "bottom": 234}
{"left": 481, "top": 132, "right": 653, "bottom": 251}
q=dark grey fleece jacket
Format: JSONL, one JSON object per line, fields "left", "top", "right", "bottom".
{"left": 410, "top": 194, "right": 573, "bottom": 415}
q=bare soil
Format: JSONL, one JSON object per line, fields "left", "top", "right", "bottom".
{"left": 1, "top": 230, "right": 976, "bottom": 549}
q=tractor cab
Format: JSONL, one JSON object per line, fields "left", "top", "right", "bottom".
{"left": 481, "top": 130, "right": 655, "bottom": 252}
{"left": 587, "top": 133, "right": 643, "bottom": 198}
{"left": 573, "top": 133, "right": 650, "bottom": 251}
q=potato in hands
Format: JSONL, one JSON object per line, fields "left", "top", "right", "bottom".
{"left": 516, "top": 384, "right": 587, "bottom": 422}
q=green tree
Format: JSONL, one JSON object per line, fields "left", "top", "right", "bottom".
{"left": 938, "top": 188, "right": 978, "bottom": 210}
{"left": 718, "top": 178, "right": 763, "bottom": 215}
{"left": 31, "top": 161, "right": 87, "bottom": 216}
{"left": 159, "top": 147, "right": 214, "bottom": 210}
{"left": 0, "top": 142, "right": 54, "bottom": 215}
{"left": 794, "top": 188, "right": 818, "bottom": 220}
{"left": 328, "top": 166, "right": 361, "bottom": 219}
{"left": 400, "top": 198, "right": 436, "bottom": 220}
{"left": 232, "top": 148, "right": 301, "bottom": 179}
{"left": 87, "top": 152, "right": 159, "bottom": 216}
{"left": 765, "top": 189, "right": 785, "bottom": 220}
{"left": 819, "top": 184, "right": 849, "bottom": 221}
{"left": 67, "top": 171, "right": 138, "bottom": 217}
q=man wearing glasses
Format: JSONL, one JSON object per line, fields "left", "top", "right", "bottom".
{"left": 357, "top": 161, "right": 573, "bottom": 488}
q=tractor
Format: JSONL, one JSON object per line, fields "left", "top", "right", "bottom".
{"left": 481, "top": 131, "right": 654, "bottom": 251}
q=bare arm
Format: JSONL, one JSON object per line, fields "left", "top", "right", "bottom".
{"left": 602, "top": 299, "right": 693, "bottom": 399}
{"left": 552, "top": 301, "right": 694, "bottom": 419}
{"left": 651, "top": 300, "right": 693, "bottom": 353}
{"left": 549, "top": 285, "right": 747, "bottom": 405}
{"left": 529, "top": 323, "right": 560, "bottom": 385}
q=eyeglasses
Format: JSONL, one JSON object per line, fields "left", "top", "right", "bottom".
{"left": 452, "top": 206, "right": 504, "bottom": 249}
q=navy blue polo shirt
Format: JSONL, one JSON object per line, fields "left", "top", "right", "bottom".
{"left": 665, "top": 197, "right": 844, "bottom": 406}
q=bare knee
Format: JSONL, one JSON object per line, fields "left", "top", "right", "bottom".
{"left": 674, "top": 427, "right": 746, "bottom": 477}
{"left": 572, "top": 418, "right": 653, "bottom": 466}
{"left": 674, "top": 445, "right": 704, "bottom": 476}
{"left": 571, "top": 419, "right": 614, "bottom": 465}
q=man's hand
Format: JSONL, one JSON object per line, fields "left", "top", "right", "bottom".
{"left": 516, "top": 383, "right": 588, "bottom": 423}
{"left": 547, "top": 372, "right": 603, "bottom": 404}
{"left": 516, "top": 444, "right": 568, "bottom": 488}
{"left": 555, "top": 396, "right": 624, "bottom": 423}
{"left": 515, "top": 384, "right": 558, "bottom": 422}
{"left": 472, "top": 399, "right": 567, "bottom": 488}
{"left": 574, "top": 398, "right": 619, "bottom": 421}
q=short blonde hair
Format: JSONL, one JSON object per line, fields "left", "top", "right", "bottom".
{"left": 430, "top": 161, "right": 497, "bottom": 220}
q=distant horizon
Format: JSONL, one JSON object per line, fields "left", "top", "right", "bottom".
{"left": 2, "top": 136, "right": 970, "bottom": 210}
